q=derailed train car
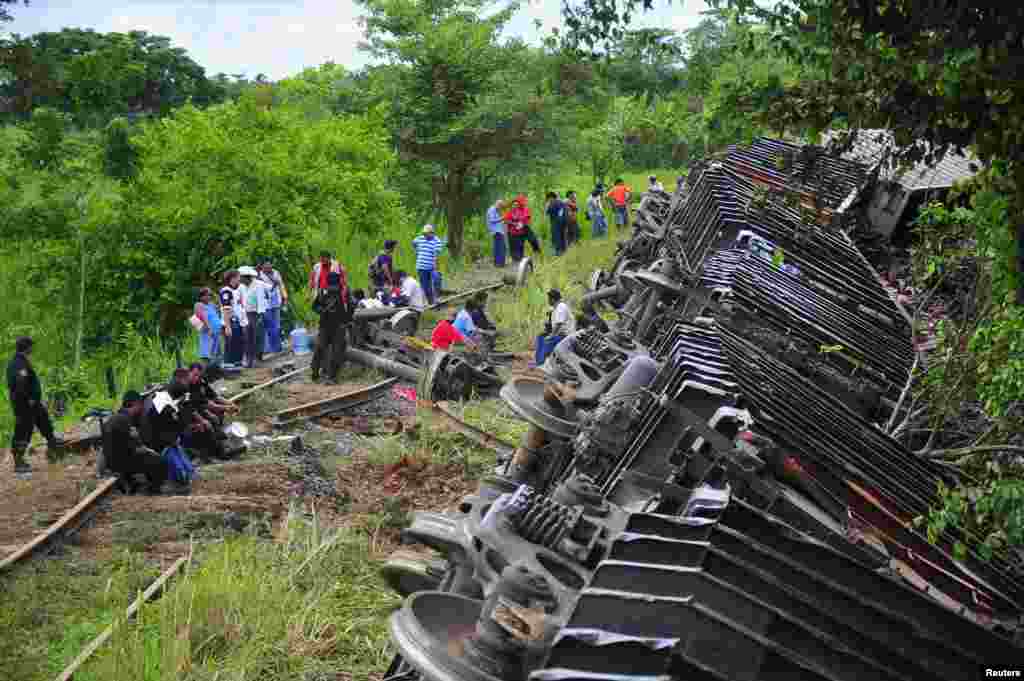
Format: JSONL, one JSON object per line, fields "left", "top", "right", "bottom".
{"left": 379, "top": 139, "right": 1023, "bottom": 681}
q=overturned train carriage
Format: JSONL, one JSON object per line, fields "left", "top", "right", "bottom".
{"left": 380, "top": 138, "right": 1023, "bottom": 681}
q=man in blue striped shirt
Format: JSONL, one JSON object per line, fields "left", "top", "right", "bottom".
{"left": 412, "top": 224, "right": 446, "bottom": 305}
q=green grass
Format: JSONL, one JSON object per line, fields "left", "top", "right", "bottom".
{"left": 0, "top": 162, "right": 651, "bottom": 681}
{"left": 79, "top": 508, "right": 400, "bottom": 681}
{"left": 0, "top": 550, "right": 161, "bottom": 681}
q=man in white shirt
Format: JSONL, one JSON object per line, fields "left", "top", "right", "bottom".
{"left": 534, "top": 288, "right": 574, "bottom": 367}
{"left": 238, "top": 266, "right": 268, "bottom": 368}
{"left": 397, "top": 270, "right": 428, "bottom": 312}
{"left": 648, "top": 175, "right": 665, "bottom": 193}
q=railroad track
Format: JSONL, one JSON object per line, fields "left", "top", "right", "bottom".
{"left": 272, "top": 377, "right": 399, "bottom": 427}
{"left": 0, "top": 476, "right": 119, "bottom": 573}
{"left": 427, "top": 400, "right": 517, "bottom": 459}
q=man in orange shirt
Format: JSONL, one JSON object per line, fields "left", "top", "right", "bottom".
{"left": 606, "top": 178, "right": 632, "bottom": 228}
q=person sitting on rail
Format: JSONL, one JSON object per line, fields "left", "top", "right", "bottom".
{"left": 533, "top": 288, "right": 575, "bottom": 368}
{"left": 470, "top": 293, "right": 497, "bottom": 331}
{"left": 181, "top": 363, "right": 233, "bottom": 463}
{"left": 353, "top": 289, "right": 384, "bottom": 310}
{"left": 102, "top": 390, "right": 168, "bottom": 495}
{"left": 394, "top": 270, "right": 427, "bottom": 312}
{"left": 431, "top": 312, "right": 469, "bottom": 351}
{"left": 187, "top": 363, "right": 237, "bottom": 426}
{"left": 139, "top": 381, "right": 194, "bottom": 494}
{"left": 468, "top": 293, "right": 499, "bottom": 352}
{"left": 453, "top": 302, "right": 478, "bottom": 342}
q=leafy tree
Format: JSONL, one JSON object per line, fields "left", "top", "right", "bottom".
{"left": 101, "top": 116, "right": 140, "bottom": 180}
{"left": 0, "top": 0, "right": 26, "bottom": 22}
{"left": 103, "top": 95, "right": 403, "bottom": 334}
{"left": 602, "top": 28, "right": 685, "bottom": 102}
{"left": 356, "top": 0, "right": 550, "bottom": 257}
{"left": 0, "top": 28, "right": 223, "bottom": 123}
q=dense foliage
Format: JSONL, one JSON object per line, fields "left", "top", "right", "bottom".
{"left": 0, "top": 29, "right": 225, "bottom": 123}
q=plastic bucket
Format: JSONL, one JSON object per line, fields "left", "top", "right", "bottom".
{"left": 290, "top": 328, "right": 312, "bottom": 355}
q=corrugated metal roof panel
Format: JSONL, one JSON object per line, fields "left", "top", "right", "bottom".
{"left": 822, "top": 129, "right": 982, "bottom": 191}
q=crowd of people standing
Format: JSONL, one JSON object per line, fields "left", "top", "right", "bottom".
{"left": 485, "top": 176, "right": 670, "bottom": 267}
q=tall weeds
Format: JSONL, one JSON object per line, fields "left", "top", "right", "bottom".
{"left": 81, "top": 505, "right": 398, "bottom": 681}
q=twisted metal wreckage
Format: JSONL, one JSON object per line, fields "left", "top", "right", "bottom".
{"left": 358, "top": 138, "right": 1023, "bottom": 681}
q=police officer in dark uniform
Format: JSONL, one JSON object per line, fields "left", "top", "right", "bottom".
{"left": 311, "top": 271, "right": 352, "bottom": 384}
{"left": 102, "top": 390, "right": 168, "bottom": 494}
{"left": 5, "top": 337, "right": 63, "bottom": 478}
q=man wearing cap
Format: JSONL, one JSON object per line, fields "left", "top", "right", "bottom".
{"left": 412, "top": 224, "right": 446, "bottom": 305}
{"left": 239, "top": 266, "right": 268, "bottom": 367}
{"left": 311, "top": 271, "right": 353, "bottom": 383}
{"left": 259, "top": 259, "right": 288, "bottom": 355}
{"left": 6, "top": 336, "right": 63, "bottom": 478}
{"left": 102, "top": 390, "right": 168, "bottom": 494}
{"left": 533, "top": 289, "right": 575, "bottom": 368}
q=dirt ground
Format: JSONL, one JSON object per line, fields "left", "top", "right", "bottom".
{"left": 0, "top": 371, "right": 487, "bottom": 569}
{"left": 1, "top": 263, "right": 516, "bottom": 570}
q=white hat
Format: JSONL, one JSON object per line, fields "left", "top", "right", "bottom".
{"left": 423, "top": 224, "right": 434, "bottom": 234}
{"left": 238, "top": 266, "right": 258, "bottom": 277}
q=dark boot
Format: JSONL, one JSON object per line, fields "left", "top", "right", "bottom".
{"left": 11, "top": 446, "right": 32, "bottom": 478}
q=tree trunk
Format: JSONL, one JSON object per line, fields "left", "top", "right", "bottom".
{"left": 443, "top": 166, "right": 468, "bottom": 259}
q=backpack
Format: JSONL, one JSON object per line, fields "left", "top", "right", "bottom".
{"left": 163, "top": 444, "right": 195, "bottom": 485}
{"left": 368, "top": 254, "right": 384, "bottom": 282}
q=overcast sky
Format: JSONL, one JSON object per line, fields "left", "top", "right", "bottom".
{"left": 3, "top": 1, "right": 710, "bottom": 80}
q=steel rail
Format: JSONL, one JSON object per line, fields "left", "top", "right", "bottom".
{"left": 427, "top": 283, "right": 505, "bottom": 311}
{"left": 427, "top": 400, "right": 517, "bottom": 459}
{"left": 272, "top": 377, "right": 398, "bottom": 426}
{"left": 0, "top": 477, "right": 119, "bottom": 573}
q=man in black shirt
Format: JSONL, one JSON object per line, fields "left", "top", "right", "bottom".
{"left": 311, "top": 272, "right": 352, "bottom": 384}
{"left": 5, "top": 337, "right": 63, "bottom": 477}
{"left": 139, "top": 382, "right": 189, "bottom": 452}
{"left": 182, "top": 363, "right": 234, "bottom": 461}
{"left": 102, "top": 391, "right": 167, "bottom": 494}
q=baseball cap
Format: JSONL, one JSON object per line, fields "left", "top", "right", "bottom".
{"left": 423, "top": 224, "right": 434, "bottom": 234}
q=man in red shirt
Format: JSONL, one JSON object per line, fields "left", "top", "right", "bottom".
{"left": 431, "top": 314, "right": 466, "bottom": 351}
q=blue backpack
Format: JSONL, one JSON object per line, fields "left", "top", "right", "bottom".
{"left": 163, "top": 444, "right": 195, "bottom": 485}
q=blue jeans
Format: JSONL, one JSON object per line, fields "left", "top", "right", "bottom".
{"left": 551, "top": 220, "right": 565, "bottom": 256}
{"left": 264, "top": 306, "right": 282, "bottom": 353}
{"left": 418, "top": 268, "right": 436, "bottom": 305}
{"left": 613, "top": 204, "right": 627, "bottom": 226}
{"left": 535, "top": 334, "right": 565, "bottom": 366}
{"left": 592, "top": 213, "right": 608, "bottom": 238}
{"left": 493, "top": 233, "right": 506, "bottom": 267}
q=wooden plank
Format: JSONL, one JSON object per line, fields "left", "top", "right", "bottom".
{"left": 273, "top": 377, "right": 397, "bottom": 420}
{"left": 55, "top": 554, "right": 190, "bottom": 681}
{"left": 0, "top": 477, "right": 119, "bottom": 572}
{"left": 227, "top": 366, "right": 306, "bottom": 404}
